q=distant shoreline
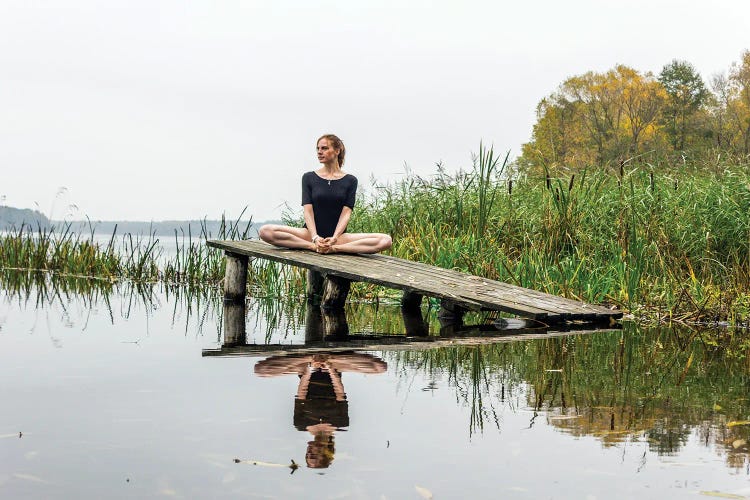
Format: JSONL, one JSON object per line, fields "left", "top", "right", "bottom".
{"left": 1, "top": 205, "right": 273, "bottom": 237}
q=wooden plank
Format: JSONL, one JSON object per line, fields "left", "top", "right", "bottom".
{"left": 202, "top": 325, "right": 620, "bottom": 357}
{"left": 210, "top": 240, "right": 553, "bottom": 318}
{"left": 207, "top": 239, "right": 622, "bottom": 323}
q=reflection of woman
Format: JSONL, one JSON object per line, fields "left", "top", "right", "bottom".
{"left": 255, "top": 353, "right": 387, "bottom": 469}
{"left": 259, "top": 134, "right": 392, "bottom": 254}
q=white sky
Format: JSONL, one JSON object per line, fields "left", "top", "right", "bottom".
{"left": 1, "top": 0, "right": 748, "bottom": 222}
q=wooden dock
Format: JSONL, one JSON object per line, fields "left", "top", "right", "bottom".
{"left": 207, "top": 239, "right": 621, "bottom": 325}
{"left": 202, "top": 316, "right": 621, "bottom": 358}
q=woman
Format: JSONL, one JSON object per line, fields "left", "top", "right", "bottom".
{"left": 259, "top": 134, "right": 392, "bottom": 254}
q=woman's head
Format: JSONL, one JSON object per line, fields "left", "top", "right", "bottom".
{"left": 317, "top": 134, "right": 345, "bottom": 167}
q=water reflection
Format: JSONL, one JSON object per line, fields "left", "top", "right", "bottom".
{"left": 3, "top": 270, "right": 750, "bottom": 498}
{"left": 389, "top": 324, "right": 750, "bottom": 470}
{"left": 255, "top": 353, "right": 387, "bottom": 469}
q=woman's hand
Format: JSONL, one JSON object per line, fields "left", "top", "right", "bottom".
{"left": 317, "top": 236, "right": 338, "bottom": 253}
{"left": 312, "top": 235, "right": 326, "bottom": 251}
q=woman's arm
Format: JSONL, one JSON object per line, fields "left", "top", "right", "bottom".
{"left": 303, "top": 204, "right": 324, "bottom": 248}
{"left": 326, "top": 206, "right": 352, "bottom": 244}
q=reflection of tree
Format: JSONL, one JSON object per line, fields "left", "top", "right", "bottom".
{"left": 388, "top": 323, "right": 750, "bottom": 470}
{"left": 255, "top": 353, "right": 387, "bottom": 469}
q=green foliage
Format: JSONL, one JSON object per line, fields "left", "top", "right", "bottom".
{"left": 659, "top": 59, "right": 709, "bottom": 151}
{"left": 0, "top": 212, "right": 307, "bottom": 299}
{"left": 351, "top": 154, "right": 750, "bottom": 324}
{"left": 2, "top": 151, "right": 750, "bottom": 324}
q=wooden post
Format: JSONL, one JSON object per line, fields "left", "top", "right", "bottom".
{"left": 223, "top": 301, "right": 246, "bottom": 346}
{"left": 402, "top": 308, "right": 428, "bottom": 337}
{"left": 401, "top": 291, "right": 423, "bottom": 312}
{"left": 321, "top": 275, "right": 351, "bottom": 311}
{"left": 438, "top": 299, "right": 466, "bottom": 327}
{"left": 322, "top": 309, "right": 349, "bottom": 338}
{"left": 224, "top": 251, "right": 248, "bottom": 303}
{"left": 304, "top": 303, "right": 325, "bottom": 342}
{"left": 306, "top": 270, "right": 324, "bottom": 305}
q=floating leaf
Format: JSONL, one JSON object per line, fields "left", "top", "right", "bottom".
{"left": 415, "top": 485, "right": 433, "bottom": 499}
{"left": 714, "top": 404, "right": 723, "bottom": 411}
{"left": 727, "top": 421, "right": 750, "bottom": 427}
{"left": 732, "top": 439, "right": 747, "bottom": 449}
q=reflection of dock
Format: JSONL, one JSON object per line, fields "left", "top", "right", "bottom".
{"left": 202, "top": 301, "right": 620, "bottom": 357}
{"left": 208, "top": 239, "right": 622, "bottom": 324}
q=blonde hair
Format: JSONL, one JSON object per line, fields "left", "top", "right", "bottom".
{"left": 317, "top": 134, "right": 346, "bottom": 167}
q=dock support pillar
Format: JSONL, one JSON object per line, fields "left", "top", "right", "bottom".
{"left": 438, "top": 299, "right": 466, "bottom": 327}
{"left": 323, "top": 310, "right": 349, "bottom": 338}
{"left": 401, "top": 292, "right": 427, "bottom": 336}
{"left": 305, "top": 303, "right": 349, "bottom": 339}
{"left": 401, "top": 291, "right": 423, "bottom": 312}
{"left": 224, "top": 252, "right": 248, "bottom": 303}
{"left": 306, "top": 270, "right": 324, "bottom": 304}
{"left": 321, "top": 275, "right": 351, "bottom": 311}
{"left": 223, "top": 301, "right": 247, "bottom": 346}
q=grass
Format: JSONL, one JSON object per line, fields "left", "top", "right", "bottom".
{"left": 2, "top": 149, "right": 750, "bottom": 324}
{"left": 350, "top": 152, "right": 750, "bottom": 325}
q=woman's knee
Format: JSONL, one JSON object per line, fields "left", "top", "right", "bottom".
{"left": 258, "top": 224, "right": 275, "bottom": 242}
{"left": 380, "top": 234, "right": 393, "bottom": 250}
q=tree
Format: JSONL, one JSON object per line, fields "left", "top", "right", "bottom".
{"left": 522, "top": 65, "right": 667, "bottom": 173}
{"left": 658, "top": 60, "right": 709, "bottom": 152}
{"left": 729, "top": 50, "right": 750, "bottom": 154}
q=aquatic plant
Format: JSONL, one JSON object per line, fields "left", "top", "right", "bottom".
{"left": 351, "top": 154, "right": 750, "bottom": 324}
{"left": 2, "top": 151, "right": 750, "bottom": 324}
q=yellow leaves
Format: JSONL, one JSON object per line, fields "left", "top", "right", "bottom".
{"left": 525, "top": 64, "right": 673, "bottom": 172}
{"left": 727, "top": 421, "right": 750, "bottom": 427}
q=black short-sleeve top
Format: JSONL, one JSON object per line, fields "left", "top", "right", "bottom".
{"left": 301, "top": 171, "right": 358, "bottom": 238}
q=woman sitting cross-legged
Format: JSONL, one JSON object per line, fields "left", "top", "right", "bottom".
{"left": 258, "top": 134, "right": 392, "bottom": 255}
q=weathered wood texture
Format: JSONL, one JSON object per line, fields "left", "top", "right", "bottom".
{"left": 202, "top": 324, "right": 619, "bottom": 357}
{"left": 321, "top": 275, "right": 351, "bottom": 311}
{"left": 306, "top": 269, "right": 324, "bottom": 303}
{"left": 208, "top": 239, "right": 622, "bottom": 324}
{"left": 223, "top": 252, "right": 248, "bottom": 302}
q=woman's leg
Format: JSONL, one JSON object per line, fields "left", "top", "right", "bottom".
{"left": 326, "top": 232, "right": 392, "bottom": 254}
{"left": 258, "top": 224, "right": 315, "bottom": 250}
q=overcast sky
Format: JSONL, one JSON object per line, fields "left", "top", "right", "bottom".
{"left": 1, "top": 0, "right": 748, "bottom": 222}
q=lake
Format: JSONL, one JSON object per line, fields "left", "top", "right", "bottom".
{"left": 1, "top": 274, "right": 749, "bottom": 499}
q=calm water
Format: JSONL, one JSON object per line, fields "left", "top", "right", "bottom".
{"left": 1, "top": 276, "right": 749, "bottom": 499}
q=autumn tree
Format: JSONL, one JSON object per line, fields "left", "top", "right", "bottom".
{"left": 522, "top": 65, "right": 666, "bottom": 173}
{"left": 729, "top": 50, "right": 750, "bottom": 154}
{"left": 521, "top": 51, "right": 750, "bottom": 175}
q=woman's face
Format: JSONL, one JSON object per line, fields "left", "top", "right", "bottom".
{"left": 317, "top": 139, "right": 339, "bottom": 165}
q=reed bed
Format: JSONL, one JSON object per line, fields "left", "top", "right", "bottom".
{"left": 0, "top": 213, "right": 306, "bottom": 298}
{"left": 2, "top": 147, "right": 750, "bottom": 324}
{"left": 351, "top": 146, "right": 750, "bottom": 324}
